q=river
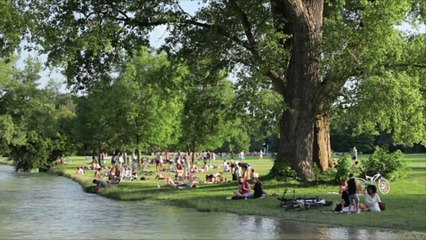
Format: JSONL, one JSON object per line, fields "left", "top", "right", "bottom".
{"left": 0, "top": 164, "right": 417, "bottom": 239}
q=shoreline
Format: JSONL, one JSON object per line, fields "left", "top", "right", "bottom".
{"left": 0, "top": 159, "right": 14, "bottom": 166}
{"left": 1, "top": 159, "right": 425, "bottom": 236}
{"left": 48, "top": 165, "right": 426, "bottom": 236}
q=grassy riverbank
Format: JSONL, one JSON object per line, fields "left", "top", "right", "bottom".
{"left": 23, "top": 154, "right": 426, "bottom": 233}
{"left": 0, "top": 157, "right": 14, "bottom": 165}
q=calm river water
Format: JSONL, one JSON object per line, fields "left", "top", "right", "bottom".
{"left": 0, "top": 164, "right": 418, "bottom": 240}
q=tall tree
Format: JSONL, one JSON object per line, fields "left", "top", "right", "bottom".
{"left": 324, "top": 1, "right": 426, "bottom": 154}
{"left": 110, "top": 47, "right": 186, "bottom": 163}
{"left": 74, "top": 81, "right": 112, "bottom": 161}
{"left": 179, "top": 62, "right": 236, "bottom": 160}
{"left": 21, "top": 0, "right": 426, "bottom": 180}
{"left": 0, "top": 57, "right": 76, "bottom": 170}
{"left": 219, "top": 118, "right": 251, "bottom": 155}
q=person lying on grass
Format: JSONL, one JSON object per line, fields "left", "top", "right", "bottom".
{"left": 157, "top": 177, "right": 199, "bottom": 189}
{"left": 154, "top": 173, "right": 172, "bottom": 180}
{"left": 204, "top": 172, "right": 225, "bottom": 184}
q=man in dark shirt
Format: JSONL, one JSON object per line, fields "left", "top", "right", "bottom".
{"left": 253, "top": 179, "right": 266, "bottom": 199}
{"left": 347, "top": 174, "right": 360, "bottom": 214}
{"left": 93, "top": 179, "right": 110, "bottom": 193}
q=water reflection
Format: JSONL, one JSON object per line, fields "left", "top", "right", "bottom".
{"left": 0, "top": 165, "right": 419, "bottom": 240}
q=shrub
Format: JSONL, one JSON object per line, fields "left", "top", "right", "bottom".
{"left": 363, "top": 146, "right": 407, "bottom": 181}
{"left": 270, "top": 156, "right": 298, "bottom": 182}
{"left": 314, "top": 164, "right": 337, "bottom": 183}
{"left": 335, "top": 155, "right": 354, "bottom": 182}
{"left": 333, "top": 154, "right": 363, "bottom": 182}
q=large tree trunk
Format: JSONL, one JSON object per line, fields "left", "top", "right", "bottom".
{"left": 270, "top": 0, "right": 324, "bottom": 181}
{"left": 313, "top": 113, "right": 333, "bottom": 171}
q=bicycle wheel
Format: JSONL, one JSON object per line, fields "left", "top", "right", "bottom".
{"left": 378, "top": 178, "right": 390, "bottom": 194}
{"left": 356, "top": 178, "right": 367, "bottom": 193}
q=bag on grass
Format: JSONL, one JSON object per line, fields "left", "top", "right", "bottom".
{"left": 334, "top": 203, "right": 343, "bottom": 212}
{"left": 379, "top": 202, "right": 385, "bottom": 211}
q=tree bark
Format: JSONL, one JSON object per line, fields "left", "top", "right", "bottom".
{"left": 136, "top": 134, "right": 141, "bottom": 166}
{"left": 313, "top": 113, "right": 333, "bottom": 171}
{"left": 191, "top": 151, "right": 195, "bottom": 164}
{"left": 270, "top": 0, "right": 324, "bottom": 181}
{"left": 97, "top": 141, "right": 102, "bottom": 167}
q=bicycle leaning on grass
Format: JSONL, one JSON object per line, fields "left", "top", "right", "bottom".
{"left": 356, "top": 171, "right": 391, "bottom": 194}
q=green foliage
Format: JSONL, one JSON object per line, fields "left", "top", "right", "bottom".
{"left": 334, "top": 155, "right": 356, "bottom": 182}
{"left": 235, "top": 86, "right": 283, "bottom": 140}
{"left": 0, "top": 115, "right": 23, "bottom": 155}
{"left": 12, "top": 131, "right": 51, "bottom": 170}
{"left": 17, "top": 0, "right": 426, "bottom": 180}
{"left": 315, "top": 167, "right": 338, "bottom": 183}
{"left": 330, "top": 118, "right": 375, "bottom": 152}
{"left": 0, "top": 0, "right": 26, "bottom": 57}
{"left": 113, "top": 47, "right": 186, "bottom": 151}
{"left": 326, "top": 0, "right": 426, "bottom": 149}
{"left": 74, "top": 47, "right": 187, "bottom": 154}
{"left": 363, "top": 146, "right": 408, "bottom": 181}
{"left": 74, "top": 79, "right": 113, "bottom": 155}
{"left": 270, "top": 155, "right": 298, "bottom": 182}
{"left": 219, "top": 118, "right": 251, "bottom": 153}
{"left": 180, "top": 70, "right": 236, "bottom": 152}
{"left": 352, "top": 72, "right": 425, "bottom": 146}
{"left": 0, "top": 57, "right": 77, "bottom": 170}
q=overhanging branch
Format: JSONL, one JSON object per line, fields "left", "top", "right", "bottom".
{"left": 228, "top": 0, "right": 286, "bottom": 95}
{"left": 183, "top": 19, "right": 250, "bottom": 50}
{"left": 93, "top": 4, "right": 288, "bottom": 94}
{"left": 387, "top": 63, "right": 426, "bottom": 68}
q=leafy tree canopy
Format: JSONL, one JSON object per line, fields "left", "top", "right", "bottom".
{"left": 0, "top": 57, "right": 76, "bottom": 170}
{"left": 0, "top": 0, "right": 26, "bottom": 58}
{"left": 11, "top": 0, "right": 426, "bottom": 179}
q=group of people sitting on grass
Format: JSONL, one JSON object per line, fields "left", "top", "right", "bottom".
{"left": 88, "top": 159, "right": 141, "bottom": 192}
{"left": 230, "top": 177, "right": 268, "bottom": 199}
{"left": 205, "top": 172, "right": 225, "bottom": 184}
{"left": 76, "top": 157, "right": 102, "bottom": 174}
{"left": 87, "top": 153, "right": 269, "bottom": 199}
{"left": 152, "top": 159, "right": 268, "bottom": 200}
{"left": 229, "top": 162, "right": 267, "bottom": 200}
{"left": 335, "top": 173, "right": 384, "bottom": 213}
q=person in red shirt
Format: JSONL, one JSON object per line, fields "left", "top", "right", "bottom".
{"left": 233, "top": 177, "right": 252, "bottom": 198}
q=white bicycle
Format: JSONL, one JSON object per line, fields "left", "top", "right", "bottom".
{"left": 356, "top": 171, "right": 391, "bottom": 194}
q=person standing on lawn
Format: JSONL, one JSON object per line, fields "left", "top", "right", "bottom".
{"left": 347, "top": 173, "right": 360, "bottom": 214}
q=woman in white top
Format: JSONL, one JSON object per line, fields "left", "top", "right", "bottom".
{"left": 223, "top": 161, "right": 230, "bottom": 172}
{"left": 365, "top": 185, "right": 382, "bottom": 212}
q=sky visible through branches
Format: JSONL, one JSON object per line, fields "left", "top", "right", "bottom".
{"left": 14, "top": 2, "right": 425, "bottom": 93}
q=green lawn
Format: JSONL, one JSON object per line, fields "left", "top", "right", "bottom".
{"left": 3, "top": 153, "right": 426, "bottom": 233}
